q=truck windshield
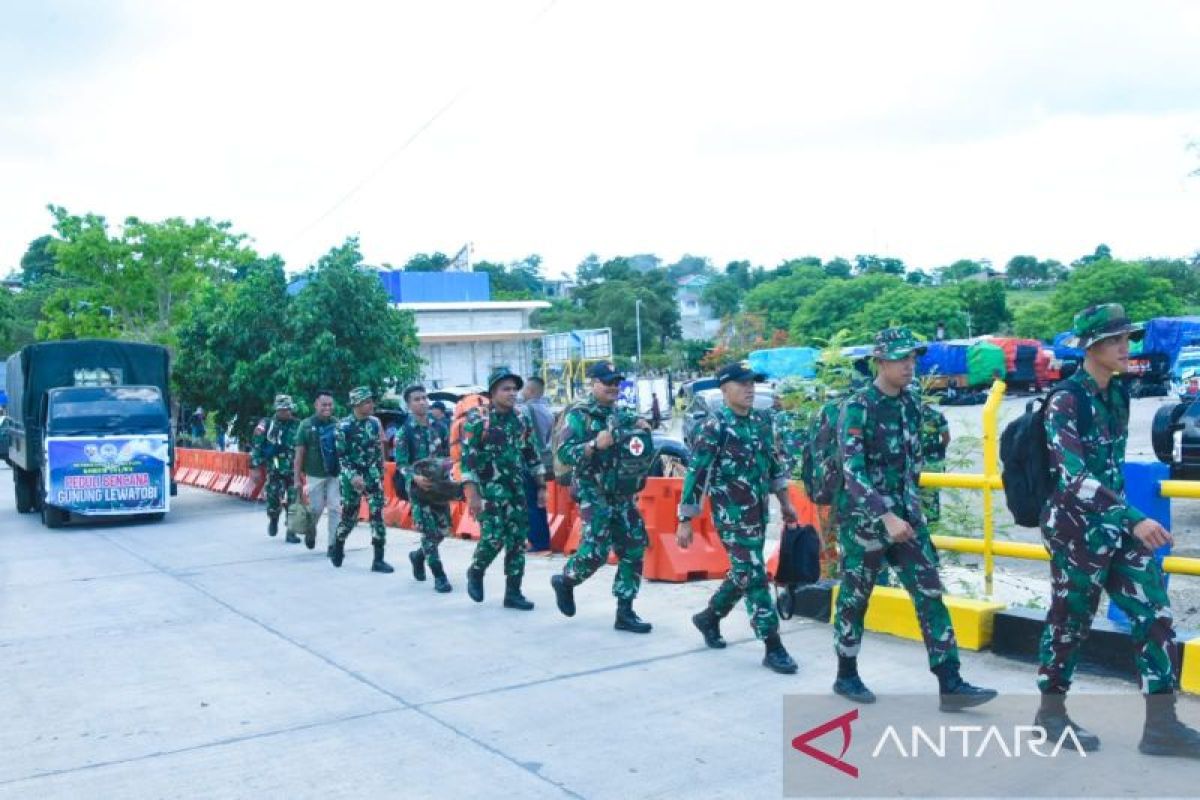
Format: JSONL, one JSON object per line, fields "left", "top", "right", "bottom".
{"left": 47, "top": 386, "right": 168, "bottom": 435}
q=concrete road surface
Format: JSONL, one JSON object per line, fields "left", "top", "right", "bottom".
{"left": 0, "top": 470, "right": 1194, "bottom": 799}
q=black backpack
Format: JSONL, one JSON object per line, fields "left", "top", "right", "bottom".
{"left": 315, "top": 419, "right": 340, "bottom": 477}
{"left": 999, "top": 379, "right": 1127, "bottom": 527}
{"left": 774, "top": 523, "right": 821, "bottom": 620}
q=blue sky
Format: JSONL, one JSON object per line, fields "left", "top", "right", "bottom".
{"left": 2, "top": 0, "right": 1199, "bottom": 279}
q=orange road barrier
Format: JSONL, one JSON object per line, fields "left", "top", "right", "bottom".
{"left": 546, "top": 481, "right": 578, "bottom": 553}
{"left": 454, "top": 506, "right": 482, "bottom": 540}
{"left": 638, "top": 477, "right": 729, "bottom": 582}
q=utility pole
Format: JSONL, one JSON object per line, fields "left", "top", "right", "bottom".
{"left": 635, "top": 298, "right": 643, "bottom": 367}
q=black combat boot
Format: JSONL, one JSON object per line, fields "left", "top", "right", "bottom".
{"left": 329, "top": 537, "right": 345, "bottom": 568}
{"left": 503, "top": 575, "right": 534, "bottom": 610}
{"left": 763, "top": 633, "right": 798, "bottom": 674}
{"left": 304, "top": 526, "right": 316, "bottom": 550}
{"left": 267, "top": 514, "right": 279, "bottom": 537}
{"left": 833, "top": 656, "right": 877, "bottom": 703}
{"left": 430, "top": 562, "right": 452, "bottom": 593}
{"left": 371, "top": 542, "right": 394, "bottom": 573}
{"left": 409, "top": 549, "right": 427, "bottom": 581}
{"left": 614, "top": 599, "right": 652, "bottom": 633}
{"left": 466, "top": 566, "right": 485, "bottom": 602}
{"left": 1033, "top": 692, "right": 1100, "bottom": 752}
{"left": 1139, "top": 691, "right": 1200, "bottom": 758}
{"left": 285, "top": 530, "right": 301, "bottom": 544}
{"left": 550, "top": 573, "right": 576, "bottom": 617}
{"left": 934, "top": 662, "right": 998, "bottom": 712}
{"left": 692, "top": 608, "right": 727, "bottom": 649}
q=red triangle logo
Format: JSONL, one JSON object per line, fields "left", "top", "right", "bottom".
{"left": 791, "top": 709, "right": 859, "bottom": 778}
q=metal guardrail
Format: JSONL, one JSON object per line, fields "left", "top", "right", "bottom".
{"left": 919, "top": 377, "right": 1200, "bottom": 586}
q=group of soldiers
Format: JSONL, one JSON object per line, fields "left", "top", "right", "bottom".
{"left": 246, "top": 303, "right": 1200, "bottom": 758}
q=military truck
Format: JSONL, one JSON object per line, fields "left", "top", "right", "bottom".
{"left": 5, "top": 340, "right": 174, "bottom": 527}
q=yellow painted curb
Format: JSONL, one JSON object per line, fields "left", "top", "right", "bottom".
{"left": 830, "top": 585, "right": 1007, "bottom": 651}
{"left": 1181, "top": 639, "right": 1200, "bottom": 695}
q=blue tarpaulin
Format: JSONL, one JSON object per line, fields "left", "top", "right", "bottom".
{"left": 1052, "top": 331, "right": 1083, "bottom": 361}
{"left": 1141, "top": 317, "right": 1200, "bottom": 369}
{"left": 748, "top": 347, "right": 818, "bottom": 379}
{"left": 917, "top": 341, "right": 969, "bottom": 377}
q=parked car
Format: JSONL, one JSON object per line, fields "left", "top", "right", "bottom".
{"left": 682, "top": 386, "right": 776, "bottom": 450}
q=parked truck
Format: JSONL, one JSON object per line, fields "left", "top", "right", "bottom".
{"left": 5, "top": 340, "right": 174, "bottom": 528}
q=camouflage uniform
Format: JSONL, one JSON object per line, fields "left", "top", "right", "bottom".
{"left": 250, "top": 395, "right": 300, "bottom": 526}
{"left": 919, "top": 403, "right": 949, "bottom": 523}
{"left": 333, "top": 407, "right": 387, "bottom": 547}
{"left": 462, "top": 405, "right": 545, "bottom": 579}
{"left": 773, "top": 408, "right": 811, "bottom": 480}
{"left": 395, "top": 417, "right": 451, "bottom": 569}
{"left": 1039, "top": 362, "right": 1176, "bottom": 695}
{"left": 680, "top": 405, "right": 789, "bottom": 639}
{"left": 558, "top": 397, "right": 649, "bottom": 600}
{"left": 834, "top": 372, "right": 958, "bottom": 670}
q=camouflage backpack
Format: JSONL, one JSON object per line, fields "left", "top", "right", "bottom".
{"left": 799, "top": 398, "right": 846, "bottom": 504}
{"left": 549, "top": 400, "right": 593, "bottom": 486}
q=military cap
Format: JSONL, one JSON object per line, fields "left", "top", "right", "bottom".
{"left": 273, "top": 394, "right": 295, "bottom": 411}
{"left": 872, "top": 326, "right": 927, "bottom": 360}
{"left": 486, "top": 367, "right": 523, "bottom": 393}
{"left": 716, "top": 361, "right": 765, "bottom": 385}
{"left": 348, "top": 386, "right": 374, "bottom": 406}
{"left": 586, "top": 361, "right": 625, "bottom": 383}
{"left": 1065, "top": 303, "right": 1144, "bottom": 350}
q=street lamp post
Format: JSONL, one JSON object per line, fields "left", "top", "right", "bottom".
{"left": 635, "top": 298, "right": 643, "bottom": 367}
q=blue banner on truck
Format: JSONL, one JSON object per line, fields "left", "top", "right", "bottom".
{"left": 45, "top": 435, "right": 170, "bottom": 514}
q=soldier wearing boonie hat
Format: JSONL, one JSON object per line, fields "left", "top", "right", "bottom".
{"left": 832, "top": 326, "right": 997, "bottom": 710}
{"left": 329, "top": 386, "right": 394, "bottom": 573}
{"left": 1035, "top": 304, "right": 1200, "bottom": 757}
{"left": 251, "top": 393, "right": 300, "bottom": 541}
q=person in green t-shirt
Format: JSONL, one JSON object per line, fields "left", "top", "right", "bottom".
{"left": 294, "top": 390, "right": 342, "bottom": 554}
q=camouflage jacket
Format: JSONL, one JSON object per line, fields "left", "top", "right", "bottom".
{"left": 460, "top": 407, "right": 545, "bottom": 501}
{"left": 556, "top": 397, "right": 643, "bottom": 499}
{"left": 920, "top": 404, "right": 949, "bottom": 465}
{"left": 250, "top": 415, "right": 300, "bottom": 474}
{"left": 679, "top": 406, "right": 788, "bottom": 529}
{"left": 774, "top": 408, "right": 812, "bottom": 479}
{"left": 837, "top": 382, "right": 924, "bottom": 524}
{"left": 394, "top": 416, "right": 448, "bottom": 498}
{"left": 336, "top": 413, "right": 384, "bottom": 487}
{"left": 1043, "top": 369, "right": 1145, "bottom": 533}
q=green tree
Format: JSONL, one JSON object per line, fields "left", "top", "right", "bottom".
{"left": 852, "top": 285, "right": 967, "bottom": 340}
{"left": 1005, "top": 255, "right": 1046, "bottom": 284}
{"left": 403, "top": 252, "right": 451, "bottom": 272}
{"left": 1012, "top": 301, "right": 1058, "bottom": 340}
{"left": 700, "top": 275, "right": 744, "bottom": 319}
{"left": 1036, "top": 260, "right": 1182, "bottom": 335}
{"left": 19, "top": 235, "right": 58, "bottom": 284}
{"left": 473, "top": 255, "right": 544, "bottom": 299}
{"left": 854, "top": 254, "right": 905, "bottom": 275}
{"left": 38, "top": 206, "right": 257, "bottom": 344}
{"left": 790, "top": 275, "right": 903, "bottom": 343}
{"left": 823, "top": 257, "right": 852, "bottom": 279}
{"left": 938, "top": 259, "right": 984, "bottom": 283}
{"left": 743, "top": 265, "right": 828, "bottom": 333}
{"left": 666, "top": 254, "right": 713, "bottom": 282}
{"left": 954, "top": 280, "right": 1010, "bottom": 335}
{"left": 1072, "top": 243, "right": 1112, "bottom": 268}
{"left": 1143, "top": 258, "right": 1200, "bottom": 303}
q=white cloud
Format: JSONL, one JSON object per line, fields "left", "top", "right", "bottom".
{"left": 2, "top": 0, "right": 1198, "bottom": 277}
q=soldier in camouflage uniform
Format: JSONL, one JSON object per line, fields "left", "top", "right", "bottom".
{"left": 329, "top": 386, "right": 393, "bottom": 573}
{"left": 250, "top": 394, "right": 300, "bottom": 542}
{"left": 1035, "top": 304, "right": 1200, "bottom": 758}
{"left": 462, "top": 368, "right": 546, "bottom": 610}
{"left": 677, "top": 362, "right": 801, "bottom": 673}
{"left": 396, "top": 384, "right": 453, "bottom": 593}
{"left": 918, "top": 402, "right": 950, "bottom": 525}
{"left": 550, "top": 361, "right": 655, "bottom": 633}
{"left": 833, "top": 327, "right": 996, "bottom": 711}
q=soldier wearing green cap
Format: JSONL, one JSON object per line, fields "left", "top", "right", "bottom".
{"left": 1035, "top": 303, "right": 1200, "bottom": 758}
{"left": 462, "top": 367, "right": 547, "bottom": 609}
{"left": 250, "top": 393, "right": 300, "bottom": 541}
{"left": 329, "top": 386, "right": 393, "bottom": 573}
{"left": 832, "top": 327, "right": 997, "bottom": 711}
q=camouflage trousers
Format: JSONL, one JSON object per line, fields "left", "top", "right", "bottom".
{"left": 563, "top": 495, "right": 647, "bottom": 600}
{"left": 709, "top": 523, "right": 778, "bottom": 640}
{"left": 1038, "top": 521, "right": 1177, "bottom": 694}
{"left": 413, "top": 501, "right": 451, "bottom": 569}
{"left": 264, "top": 471, "right": 295, "bottom": 519}
{"left": 834, "top": 518, "right": 959, "bottom": 669}
{"left": 335, "top": 479, "right": 387, "bottom": 545}
{"left": 470, "top": 494, "right": 528, "bottom": 578}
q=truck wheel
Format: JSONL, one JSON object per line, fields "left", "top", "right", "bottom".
{"left": 14, "top": 468, "right": 35, "bottom": 513}
{"left": 41, "top": 503, "right": 67, "bottom": 529}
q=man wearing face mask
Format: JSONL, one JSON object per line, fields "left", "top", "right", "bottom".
{"left": 462, "top": 368, "right": 547, "bottom": 610}
{"left": 551, "top": 361, "right": 655, "bottom": 634}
